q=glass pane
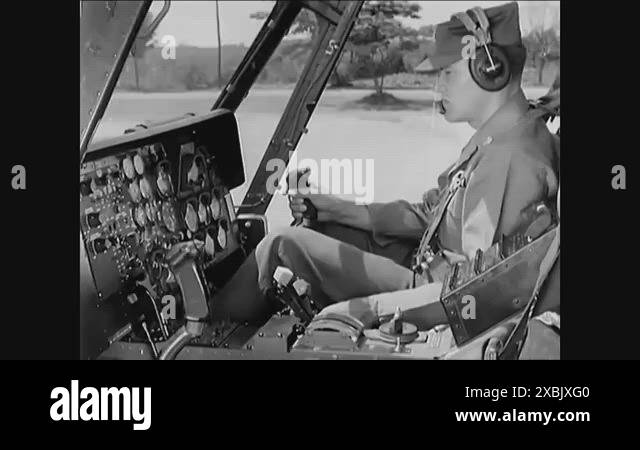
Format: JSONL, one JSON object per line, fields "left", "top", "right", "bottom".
{"left": 91, "top": 0, "right": 276, "bottom": 144}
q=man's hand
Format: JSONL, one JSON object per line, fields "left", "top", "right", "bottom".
{"left": 288, "top": 192, "right": 343, "bottom": 223}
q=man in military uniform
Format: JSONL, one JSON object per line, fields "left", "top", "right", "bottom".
{"left": 213, "top": 2, "right": 559, "bottom": 326}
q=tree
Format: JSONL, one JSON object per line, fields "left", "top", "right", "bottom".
{"left": 520, "top": 1, "right": 560, "bottom": 85}
{"left": 524, "top": 28, "right": 559, "bottom": 85}
{"left": 349, "top": 1, "right": 421, "bottom": 95}
{"left": 248, "top": 1, "right": 421, "bottom": 92}
{"left": 131, "top": 12, "right": 158, "bottom": 91}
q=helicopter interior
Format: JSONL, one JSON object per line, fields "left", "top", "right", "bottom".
{"left": 80, "top": 0, "right": 560, "bottom": 360}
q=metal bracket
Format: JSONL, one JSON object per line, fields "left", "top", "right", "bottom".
{"left": 301, "top": 1, "right": 342, "bottom": 25}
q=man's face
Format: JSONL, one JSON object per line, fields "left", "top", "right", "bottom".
{"left": 435, "top": 59, "right": 488, "bottom": 123}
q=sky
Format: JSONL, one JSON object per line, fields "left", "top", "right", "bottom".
{"left": 150, "top": 1, "right": 560, "bottom": 47}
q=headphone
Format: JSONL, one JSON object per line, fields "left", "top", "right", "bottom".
{"left": 453, "top": 7, "right": 511, "bottom": 92}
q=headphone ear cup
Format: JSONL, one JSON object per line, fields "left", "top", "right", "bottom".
{"left": 469, "top": 44, "right": 511, "bottom": 91}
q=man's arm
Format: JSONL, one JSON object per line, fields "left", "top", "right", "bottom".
{"left": 460, "top": 146, "right": 552, "bottom": 259}
{"left": 289, "top": 193, "right": 374, "bottom": 230}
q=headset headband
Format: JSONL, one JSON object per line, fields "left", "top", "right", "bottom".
{"left": 452, "top": 8, "right": 493, "bottom": 47}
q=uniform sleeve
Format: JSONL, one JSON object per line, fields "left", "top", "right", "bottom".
{"left": 461, "top": 146, "right": 550, "bottom": 259}
{"left": 461, "top": 148, "right": 512, "bottom": 259}
{"left": 365, "top": 199, "right": 434, "bottom": 247}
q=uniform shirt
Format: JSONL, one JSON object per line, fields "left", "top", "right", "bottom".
{"left": 366, "top": 89, "right": 559, "bottom": 261}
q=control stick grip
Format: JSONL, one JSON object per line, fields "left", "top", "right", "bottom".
{"left": 287, "top": 168, "right": 318, "bottom": 227}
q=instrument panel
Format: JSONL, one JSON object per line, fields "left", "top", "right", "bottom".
{"left": 80, "top": 110, "right": 245, "bottom": 357}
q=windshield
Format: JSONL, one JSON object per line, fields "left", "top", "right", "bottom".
{"left": 91, "top": 0, "right": 279, "bottom": 143}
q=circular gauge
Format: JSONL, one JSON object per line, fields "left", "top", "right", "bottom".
{"left": 209, "top": 191, "right": 222, "bottom": 220}
{"left": 157, "top": 164, "right": 174, "bottom": 197}
{"left": 140, "top": 176, "right": 154, "bottom": 200}
{"left": 161, "top": 202, "right": 179, "bottom": 233}
{"left": 184, "top": 202, "right": 199, "bottom": 233}
{"left": 205, "top": 227, "right": 216, "bottom": 256}
{"left": 134, "top": 205, "right": 147, "bottom": 228}
{"left": 198, "top": 202, "right": 210, "bottom": 226}
{"left": 145, "top": 201, "right": 157, "bottom": 223}
{"left": 128, "top": 179, "right": 142, "bottom": 203}
{"left": 133, "top": 153, "right": 146, "bottom": 175}
{"left": 217, "top": 224, "right": 227, "bottom": 249}
{"left": 122, "top": 156, "right": 136, "bottom": 180}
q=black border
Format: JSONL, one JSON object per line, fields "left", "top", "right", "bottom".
{"left": 2, "top": 1, "right": 638, "bottom": 361}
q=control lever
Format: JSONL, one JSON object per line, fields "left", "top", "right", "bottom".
{"left": 272, "top": 267, "right": 315, "bottom": 325}
{"left": 158, "top": 240, "right": 209, "bottom": 360}
{"left": 287, "top": 168, "right": 318, "bottom": 227}
{"left": 378, "top": 307, "right": 419, "bottom": 348}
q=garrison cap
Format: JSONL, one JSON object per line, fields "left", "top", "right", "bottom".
{"left": 415, "top": 2, "right": 526, "bottom": 74}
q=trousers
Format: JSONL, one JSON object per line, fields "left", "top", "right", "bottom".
{"left": 212, "top": 222, "right": 423, "bottom": 324}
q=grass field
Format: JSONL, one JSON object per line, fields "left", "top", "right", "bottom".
{"left": 93, "top": 86, "right": 550, "bottom": 230}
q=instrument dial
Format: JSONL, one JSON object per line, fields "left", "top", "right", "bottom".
{"left": 128, "top": 179, "right": 142, "bottom": 203}
{"left": 134, "top": 205, "right": 148, "bottom": 228}
{"left": 140, "top": 176, "right": 154, "bottom": 200}
{"left": 157, "top": 164, "right": 174, "bottom": 197}
{"left": 161, "top": 202, "right": 179, "bottom": 233}
{"left": 133, "top": 153, "right": 146, "bottom": 175}
{"left": 217, "top": 220, "right": 227, "bottom": 249}
{"left": 205, "top": 227, "right": 216, "bottom": 256}
{"left": 122, "top": 156, "right": 136, "bottom": 180}
{"left": 198, "top": 193, "right": 211, "bottom": 225}
{"left": 209, "top": 190, "right": 222, "bottom": 220}
{"left": 217, "top": 225, "right": 227, "bottom": 249}
{"left": 184, "top": 202, "right": 199, "bottom": 233}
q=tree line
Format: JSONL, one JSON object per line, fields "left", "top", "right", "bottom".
{"left": 117, "top": 1, "right": 559, "bottom": 93}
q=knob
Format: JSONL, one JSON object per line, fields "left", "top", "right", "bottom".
{"left": 391, "top": 306, "right": 403, "bottom": 335}
{"left": 273, "top": 266, "right": 294, "bottom": 288}
{"left": 292, "top": 279, "right": 310, "bottom": 297}
{"left": 86, "top": 212, "right": 101, "bottom": 229}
